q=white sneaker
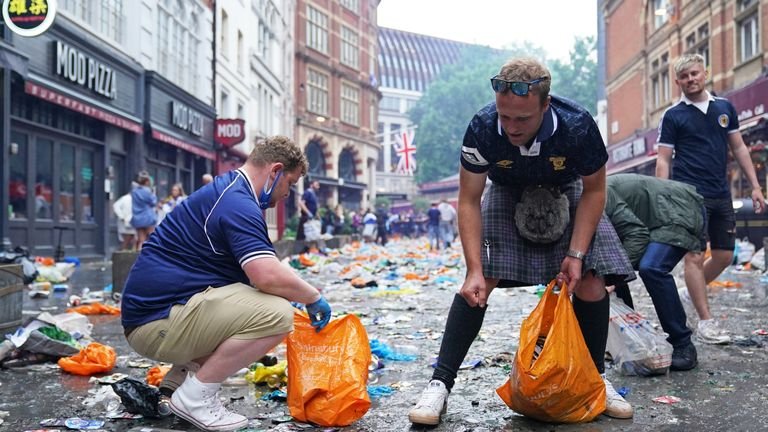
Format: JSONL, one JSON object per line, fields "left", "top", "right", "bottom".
{"left": 408, "top": 380, "right": 449, "bottom": 425}
{"left": 170, "top": 373, "right": 248, "bottom": 431}
{"left": 697, "top": 319, "right": 731, "bottom": 344}
{"left": 602, "top": 376, "right": 633, "bottom": 419}
{"left": 160, "top": 362, "right": 201, "bottom": 394}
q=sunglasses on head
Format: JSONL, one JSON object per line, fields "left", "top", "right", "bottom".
{"left": 490, "top": 76, "right": 548, "bottom": 96}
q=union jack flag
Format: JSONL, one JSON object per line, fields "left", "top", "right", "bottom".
{"left": 394, "top": 129, "right": 416, "bottom": 175}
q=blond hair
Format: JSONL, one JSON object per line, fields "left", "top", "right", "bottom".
{"left": 673, "top": 53, "right": 705, "bottom": 76}
{"left": 248, "top": 135, "right": 308, "bottom": 176}
{"left": 497, "top": 57, "right": 551, "bottom": 103}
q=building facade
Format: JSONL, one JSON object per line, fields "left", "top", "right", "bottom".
{"left": 0, "top": 0, "right": 217, "bottom": 256}
{"left": 294, "top": 0, "right": 380, "bottom": 214}
{"left": 376, "top": 27, "right": 475, "bottom": 203}
{"left": 603, "top": 0, "right": 768, "bottom": 198}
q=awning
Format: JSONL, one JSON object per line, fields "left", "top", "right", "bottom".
{"left": 150, "top": 126, "right": 216, "bottom": 160}
{"left": 739, "top": 114, "right": 768, "bottom": 131}
{"left": 24, "top": 80, "right": 143, "bottom": 134}
{"left": 0, "top": 43, "right": 28, "bottom": 77}
{"left": 607, "top": 153, "right": 657, "bottom": 175}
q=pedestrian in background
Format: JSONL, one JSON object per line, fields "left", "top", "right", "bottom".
{"left": 113, "top": 189, "right": 136, "bottom": 251}
{"left": 130, "top": 171, "right": 157, "bottom": 251}
{"left": 121, "top": 136, "right": 331, "bottom": 432}
{"left": 201, "top": 173, "right": 213, "bottom": 187}
{"left": 408, "top": 57, "right": 634, "bottom": 426}
{"left": 605, "top": 174, "right": 705, "bottom": 370}
{"left": 297, "top": 180, "right": 320, "bottom": 241}
{"left": 157, "top": 183, "right": 187, "bottom": 225}
{"left": 427, "top": 202, "right": 441, "bottom": 251}
{"left": 438, "top": 199, "right": 457, "bottom": 248}
{"left": 656, "top": 53, "right": 765, "bottom": 344}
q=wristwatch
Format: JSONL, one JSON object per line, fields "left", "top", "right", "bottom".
{"left": 566, "top": 249, "right": 585, "bottom": 260}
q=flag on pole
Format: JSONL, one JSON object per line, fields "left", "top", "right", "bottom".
{"left": 395, "top": 129, "right": 416, "bottom": 175}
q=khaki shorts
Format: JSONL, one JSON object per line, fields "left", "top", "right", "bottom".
{"left": 126, "top": 283, "right": 294, "bottom": 364}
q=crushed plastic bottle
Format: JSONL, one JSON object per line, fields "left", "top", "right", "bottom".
{"left": 245, "top": 360, "right": 287, "bottom": 387}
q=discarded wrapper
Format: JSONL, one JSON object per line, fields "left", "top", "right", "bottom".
{"left": 652, "top": 395, "right": 681, "bottom": 404}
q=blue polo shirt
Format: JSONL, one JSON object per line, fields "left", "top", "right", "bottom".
{"left": 657, "top": 93, "right": 739, "bottom": 199}
{"left": 302, "top": 188, "right": 318, "bottom": 215}
{"left": 460, "top": 95, "right": 607, "bottom": 187}
{"left": 121, "top": 169, "right": 275, "bottom": 328}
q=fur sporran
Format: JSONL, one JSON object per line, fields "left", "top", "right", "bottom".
{"left": 514, "top": 185, "right": 570, "bottom": 244}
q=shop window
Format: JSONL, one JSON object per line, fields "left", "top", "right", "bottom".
{"left": 80, "top": 149, "right": 95, "bottom": 223}
{"left": 305, "top": 140, "right": 326, "bottom": 177}
{"left": 338, "top": 149, "right": 357, "bottom": 182}
{"left": 9, "top": 132, "right": 28, "bottom": 220}
{"left": 60, "top": 144, "right": 76, "bottom": 222}
{"left": 35, "top": 139, "right": 54, "bottom": 220}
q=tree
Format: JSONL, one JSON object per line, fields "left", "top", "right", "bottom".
{"left": 409, "top": 43, "right": 545, "bottom": 184}
{"left": 549, "top": 36, "right": 598, "bottom": 115}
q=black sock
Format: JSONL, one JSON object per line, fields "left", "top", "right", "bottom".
{"left": 572, "top": 293, "right": 609, "bottom": 374}
{"left": 432, "top": 294, "right": 487, "bottom": 391}
{"left": 613, "top": 281, "right": 634, "bottom": 309}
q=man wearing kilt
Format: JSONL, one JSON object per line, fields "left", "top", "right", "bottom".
{"left": 408, "top": 57, "right": 634, "bottom": 426}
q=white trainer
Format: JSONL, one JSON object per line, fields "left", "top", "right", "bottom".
{"left": 602, "top": 376, "right": 633, "bottom": 419}
{"left": 159, "top": 362, "right": 201, "bottom": 394}
{"left": 697, "top": 319, "right": 731, "bottom": 344}
{"left": 408, "top": 380, "right": 449, "bottom": 425}
{"left": 170, "top": 373, "right": 248, "bottom": 431}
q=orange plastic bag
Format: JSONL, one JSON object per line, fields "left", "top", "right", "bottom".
{"left": 496, "top": 280, "right": 606, "bottom": 423}
{"left": 66, "top": 302, "right": 121, "bottom": 315}
{"left": 58, "top": 342, "right": 117, "bottom": 376}
{"left": 146, "top": 364, "right": 171, "bottom": 387}
{"left": 287, "top": 312, "right": 371, "bottom": 426}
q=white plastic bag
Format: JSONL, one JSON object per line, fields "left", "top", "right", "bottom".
{"left": 750, "top": 247, "right": 765, "bottom": 271}
{"left": 736, "top": 237, "right": 756, "bottom": 264}
{"left": 303, "top": 219, "right": 322, "bottom": 241}
{"left": 606, "top": 295, "right": 672, "bottom": 376}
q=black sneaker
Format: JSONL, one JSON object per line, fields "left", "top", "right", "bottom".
{"left": 670, "top": 342, "right": 698, "bottom": 371}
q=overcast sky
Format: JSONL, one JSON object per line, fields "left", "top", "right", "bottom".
{"left": 377, "top": 0, "right": 598, "bottom": 62}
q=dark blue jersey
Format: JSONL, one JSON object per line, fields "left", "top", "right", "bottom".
{"left": 657, "top": 94, "right": 739, "bottom": 199}
{"left": 460, "top": 95, "right": 607, "bottom": 187}
{"left": 122, "top": 169, "right": 274, "bottom": 327}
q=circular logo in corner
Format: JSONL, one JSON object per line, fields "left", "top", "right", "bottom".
{"left": 2, "top": 0, "right": 57, "bottom": 37}
{"left": 718, "top": 113, "right": 730, "bottom": 128}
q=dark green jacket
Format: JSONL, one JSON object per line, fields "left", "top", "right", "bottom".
{"left": 606, "top": 174, "right": 705, "bottom": 268}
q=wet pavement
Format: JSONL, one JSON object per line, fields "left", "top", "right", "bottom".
{"left": 1, "top": 240, "right": 767, "bottom": 431}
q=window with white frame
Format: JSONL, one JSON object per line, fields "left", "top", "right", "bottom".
{"left": 307, "top": 68, "right": 329, "bottom": 116}
{"left": 221, "top": 9, "right": 229, "bottom": 58}
{"left": 341, "top": 82, "right": 360, "bottom": 126}
{"left": 306, "top": 5, "right": 328, "bottom": 54}
{"left": 341, "top": 26, "right": 359, "bottom": 68}
{"left": 653, "top": 0, "right": 670, "bottom": 29}
{"left": 685, "top": 23, "right": 710, "bottom": 67}
{"left": 158, "top": 0, "right": 201, "bottom": 95}
{"left": 736, "top": 0, "right": 759, "bottom": 62}
{"left": 341, "top": 0, "right": 359, "bottom": 14}
{"left": 237, "top": 30, "right": 244, "bottom": 72}
{"left": 61, "top": 0, "right": 124, "bottom": 43}
{"left": 650, "top": 53, "right": 670, "bottom": 109}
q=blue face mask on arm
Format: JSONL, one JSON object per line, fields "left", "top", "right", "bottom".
{"left": 258, "top": 171, "right": 282, "bottom": 210}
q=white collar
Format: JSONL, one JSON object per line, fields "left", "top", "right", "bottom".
{"left": 496, "top": 108, "right": 558, "bottom": 157}
{"left": 680, "top": 91, "right": 715, "bottom": 114}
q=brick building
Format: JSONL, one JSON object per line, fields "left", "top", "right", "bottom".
{"left": 603, "top": 0, "right": 768, "bottom": 197}
{"left": 293, "top": 0, "right": 381, "bottom": 215}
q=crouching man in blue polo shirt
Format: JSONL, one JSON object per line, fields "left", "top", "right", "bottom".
{"left": 121, "top": 136, "right": 332, "bottom": 432}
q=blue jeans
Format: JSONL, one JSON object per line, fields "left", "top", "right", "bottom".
{"left": 638, "top": 242, "right": 692, "bottom": 348}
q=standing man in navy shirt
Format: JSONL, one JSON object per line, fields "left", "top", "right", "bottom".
{"left": 297, "top": 180, "right": 320, "bottom": 240}
{"left": 121, "top": 136, "right": 332, "bottom": 432}
{"left": 408, "top": 57, "right": 634, "bottom": 426}
{"left": 656, "top": 53, "right": 765, "bottom": 346}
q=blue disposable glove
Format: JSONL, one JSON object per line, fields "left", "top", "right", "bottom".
{"left": 306, "top": 296, "right": 331, "bottom": 332}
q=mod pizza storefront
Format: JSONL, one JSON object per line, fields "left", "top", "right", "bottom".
{"left": 4, "top": 20, "right": 143, "bottom": 257}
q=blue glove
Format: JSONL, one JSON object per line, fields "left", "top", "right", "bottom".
{"left": 306, "top": 296, "right": 332, "bottom": 332}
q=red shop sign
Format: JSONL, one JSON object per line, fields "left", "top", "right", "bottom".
{"left": 215, "top": 118, "right": 246, "bottom": 148}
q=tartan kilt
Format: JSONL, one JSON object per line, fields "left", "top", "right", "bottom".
{"left": 481, "top": 180, "right": 634, "bottom": 287}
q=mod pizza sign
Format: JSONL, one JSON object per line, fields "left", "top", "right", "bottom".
{"left": 215, "top": 118, "right": 245, "bottom": 147}
{"left": 2, "top": 0, "right": 57, "bottom": 37}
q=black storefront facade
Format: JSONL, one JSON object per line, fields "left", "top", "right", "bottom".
{"left": 144, "top": 72, "right": 215, "bottom": 205}
{"left": 2, "top": 19, "right": 144, "bottom": 257}
{"left": 0, "top": 19, "right": 216, "bottom": 258}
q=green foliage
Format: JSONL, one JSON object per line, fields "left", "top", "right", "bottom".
{"left": 548, "top": 36, "right": 598, "bottom": 114}
{"left": 374, "top": 196, "right": 392, "bottom": 209}
{"left": 410, "top": 43, "right": 544, "bottom": 184}
{"left": 411, "top": 196, "right": 430, "bottom": 214}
